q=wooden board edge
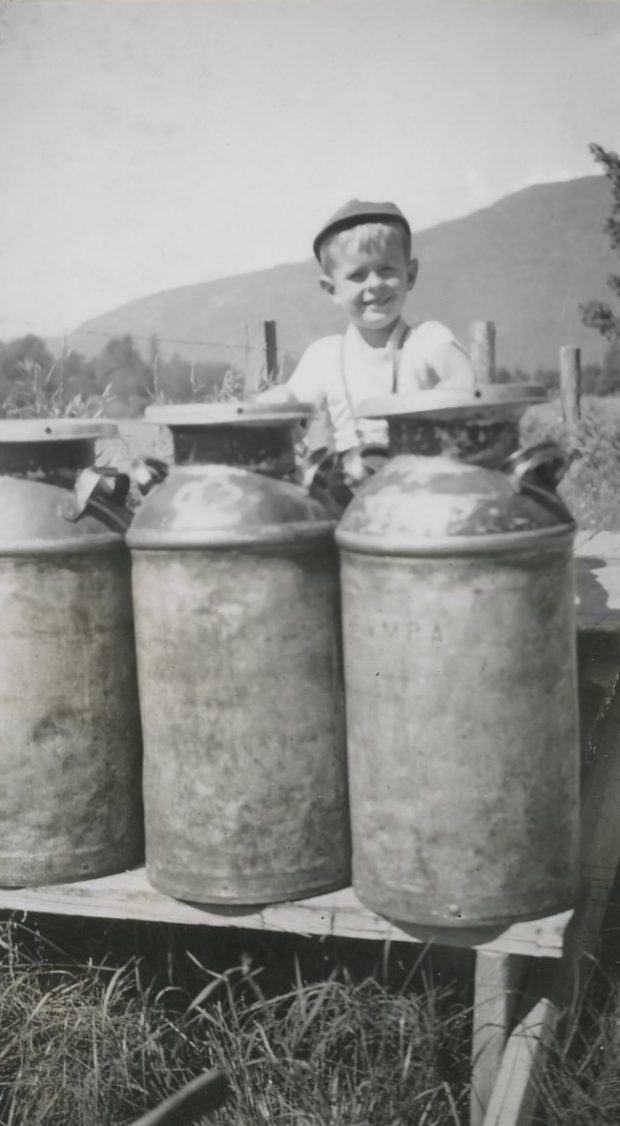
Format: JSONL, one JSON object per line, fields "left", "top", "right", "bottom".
{"left": 482, "top": 997, "right": 558, "bottom": 1126}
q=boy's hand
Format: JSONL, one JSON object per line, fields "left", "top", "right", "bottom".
{"left": 342, "top": 447, "right": 370, "bottom": 487}
{"left": 255, "top": 384, "right": 297, "bottom": 405}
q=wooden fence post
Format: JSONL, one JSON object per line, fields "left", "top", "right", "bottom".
{"left": 244, "top": 320, "right": 279, "bottom": 396}
{"left": 560, "top": 346, "right": 581, "bottom": 436}
{"left": 264, "top": 320, "right": 278, "bottom": 382}
{"left": 469, "top": 321, "right": 496, "bottom": 384}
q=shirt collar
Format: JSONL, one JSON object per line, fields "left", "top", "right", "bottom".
{"left": 346, "top": 317, "right": 409, "bottom": 353}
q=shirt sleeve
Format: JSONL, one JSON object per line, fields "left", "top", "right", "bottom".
{"left": 405, "top": 322, "right": 475, "bottom": 391}
{"left": 256, "top": 339, "right": 332, "bottom": 407}
{"left": 285, "top": 339, "right": 332, "bottom": 408}
{"left": 431, "top": 339, "right": 476, "bottom": 389}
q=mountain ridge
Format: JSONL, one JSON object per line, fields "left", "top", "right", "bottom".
{"left": 69, "top": 175, "right": 614, "bottom": 372}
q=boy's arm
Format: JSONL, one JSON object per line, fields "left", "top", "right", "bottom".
{"left": 400, "top": 323, "right": 476, "bottom": 393}
{"left": 255, "top": 382, "right": 298, "bottom": 404}
{"left": 255, "top": 340, "right": 326, "bottom": 407}
{"left": 408, "top": 323, "right": 476, "bottom": 390}
{"left": 434, "top": 339, "right": 476, "bottom": 389}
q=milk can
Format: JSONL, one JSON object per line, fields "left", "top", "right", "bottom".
{"left": 336, "top": 386, "right": 580, "bottom": 932}
{"left": 0, "top": 419, "right": 143, "bottom": 886}
{"left": 127, "top": 403, "right": 350, "bottom": 904}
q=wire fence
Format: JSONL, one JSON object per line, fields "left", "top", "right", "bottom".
{"left": 0, "top": 317, "right": 302, "bottom": 365}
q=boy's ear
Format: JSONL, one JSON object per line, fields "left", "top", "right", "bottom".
{"left": 319, "top": 274, "right": 336, "bottom": 298}
{"left": 407, "top": 258, "right": 419, "bottom": 290}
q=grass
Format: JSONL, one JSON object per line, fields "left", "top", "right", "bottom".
{"left": 521, "top": 393, "right": 620, "bottom": 530}
{"left": 0, "top": 359, "right": 114, "bottom": 420}
{"left": 0, "top": 918, "right": 472, "bottom": 1126}
{"left": 534, "top": 968, "right": 620, "bottom": 1125}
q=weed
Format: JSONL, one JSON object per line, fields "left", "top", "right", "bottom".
{"left": 0, "top": 359, "right": 114, "bottom": 420}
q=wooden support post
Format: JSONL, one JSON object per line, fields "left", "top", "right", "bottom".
{"left": 482, "top": 998, "right": 558, "bottom": 1126}
{"left": 469, "top": 321, "right": 496, "bottom": 384}
{"left": 470, "top": 953, "right": 528, "bottom": 1126}
{"left": 129, "top": 1070, "right": 229, "bottom": 1126}
{"left": 560, "top": 346, "right": 581, "bottom": 437}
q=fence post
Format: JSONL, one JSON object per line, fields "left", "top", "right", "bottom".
{"left": 560, "top": 346, "right": 581, "bottom": 437}
{"left": 244, "top": 320, "right": 279, "bottom": 396}
{"left": 264, "top": 320, "right": 278, "bottom": 382}
{"left": 469, "top": 321, "right": 496, "bottom": 384}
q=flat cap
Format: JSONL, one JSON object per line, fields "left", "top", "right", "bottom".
{"left": 312, "top": 199, "right": 411, "bottom": 261}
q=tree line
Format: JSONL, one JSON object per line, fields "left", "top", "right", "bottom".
{"left": 1, "top": 330, "right": 620, "bottom": 420}
{"left": 0, "top": 333, "right": 245, "bottom": 418}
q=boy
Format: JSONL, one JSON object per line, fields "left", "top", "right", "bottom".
{"left": 260, "top": 198, "right": 474, "bottom": 497}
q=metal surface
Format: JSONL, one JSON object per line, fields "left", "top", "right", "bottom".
{"left": 130, "top": 414, "right": 350, "bottom": 904}
{"left": 127, "top": 464, "right": 334, "bottom": 549}
{"left": 0, "top": 427, "right": 143, "bottom": 886}
{"left": 0, "top": 419, "right": 118, "bottom": 442}
{"left": 144, "top": 401, "right": 314, "bottom": 427}
{"left": 336, "top": 455, "right": 576, "bottom": 554}
{"left": 358, "top": 383, "right": 547, "bottom": 422}
{"left": 336, "top": 411, "right": 580, "bottom": 930}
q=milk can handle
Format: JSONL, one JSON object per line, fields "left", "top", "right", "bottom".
{"left": 61, "top": 467, "right": 133, "bottom": 532}
{"left": 502, "top": 442, "right": 574, "bottom": 524}
{"left": 502, "top": 441, "right": 568, "bottom": 490}
{"left": 130, "top": 456, "right": 170, "bottom": 496}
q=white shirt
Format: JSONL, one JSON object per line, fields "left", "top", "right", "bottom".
{"left": 285, "top": 319, "right": 474, "bottom": 452}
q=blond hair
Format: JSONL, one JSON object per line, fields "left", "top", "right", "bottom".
{"left": 319, "top": 221, "right": 412, "bottom": 274}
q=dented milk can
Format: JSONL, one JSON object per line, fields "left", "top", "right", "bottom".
{"left": 336, "top": 386, "right": 580, "bottom": 932}
{"left": 0, "top": 420, "right": 143, "bottom": 886}
{"left": 127, "top": 403, "right": 350, "bottom": 904}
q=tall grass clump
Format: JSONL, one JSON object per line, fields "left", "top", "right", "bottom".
{"left": 0, "top": 917, "right": 471, "bottom": 1126}
{"left": 0, "top": 359, "right": 113, "bottom": 420}
{"left": 521, "top": 394, "right": 620, "bottom": 530}
{"left": 534, "top": 972, "right": 620, "bottom": 1125}
{"left": 0, "top": 920, "right": 200, "bottom": 1126}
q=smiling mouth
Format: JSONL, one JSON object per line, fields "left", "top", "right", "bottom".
{"left": 363, "top": 301, "right": 392, "bottom": 313}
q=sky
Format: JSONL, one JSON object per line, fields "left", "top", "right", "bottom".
{"left": 1, "top": 0, "right": 620, "bottom": 336}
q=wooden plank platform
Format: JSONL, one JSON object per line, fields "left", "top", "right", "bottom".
{"left": 0, "top": 867, "right": 572, "bottom": 958}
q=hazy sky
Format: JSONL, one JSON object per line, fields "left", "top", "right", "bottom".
{"left": 1, "top": 0, "right": 620, "bottom": 335}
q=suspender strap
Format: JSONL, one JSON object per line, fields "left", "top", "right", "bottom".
{"left": 339, "top": 322, "right": 412, "bottom": 443}
{"left": 392, "top": 321, "right": 411, "bottom": 393}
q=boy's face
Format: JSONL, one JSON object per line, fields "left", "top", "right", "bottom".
{"left": 320, "top": 237, "right": 418, "bottom": 342}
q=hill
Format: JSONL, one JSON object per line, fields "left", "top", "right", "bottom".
{"left": 69, "top": 176, "right": 615, "bottom": 373}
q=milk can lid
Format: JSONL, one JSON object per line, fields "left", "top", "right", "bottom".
{"left": 144, "top": 402, "right": 315, "bottom": 427}
{"left": 0, "top": 419, "right": 118, "bottom": 442}
{"left": 357, "top": 384, "right": 547, "bottom": 422}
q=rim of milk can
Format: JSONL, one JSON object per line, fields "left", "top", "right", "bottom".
{"left": 0, "top": 419, "right": 118, "bottom": 442}
{"left": 144, "top": 402, "right": 315, "bottom": 428}
{"left": 357, "top": 383, "right": 547, "bottom": 422}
